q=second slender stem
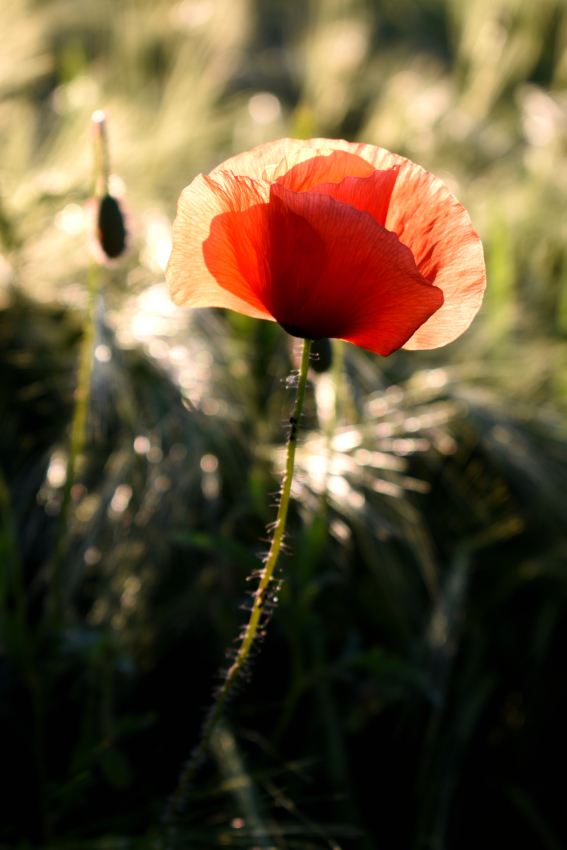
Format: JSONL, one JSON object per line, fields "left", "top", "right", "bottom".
{"left": 50, "top": 260, "right": 99, "bottom": 623}
{"left": 164, "top": 337, "right": 313, "bottom": 831}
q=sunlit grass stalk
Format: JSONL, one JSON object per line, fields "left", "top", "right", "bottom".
{"left": 164, "top": 337, "right": 313, "bottom": 834}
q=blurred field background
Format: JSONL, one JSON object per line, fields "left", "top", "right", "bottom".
{"left": 2, "top": 0, "right": 567, "bottom": 847}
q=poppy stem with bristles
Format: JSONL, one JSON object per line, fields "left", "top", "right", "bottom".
{"left": 163, "top": 336, "right": 313, "bottom": 836}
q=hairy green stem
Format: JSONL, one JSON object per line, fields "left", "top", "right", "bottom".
{"left": 163, "top": 337, "right": 313, "bottom": 833}
{"left": 272, "top": 341, "right": 344, "bottom": 746}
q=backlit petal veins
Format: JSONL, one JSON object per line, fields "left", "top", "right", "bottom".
{"left": 268, "top": 184, "right": 444, "bottom": 355}
{"left": 167, "top": 171, "right": 273, "bottom": 320}
{"left": 269, "top": 149, "right": 375, "bottom": 191}
{"left": 305, "top": 166, "right": 399, "bottom": 227}
{"left": 297, "top": 140, "right": 485, "bottom": 349}
{"left": 211, "top": 139, "right": 309, "bottom": 181}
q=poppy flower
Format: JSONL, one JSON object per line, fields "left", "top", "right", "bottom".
{"left": 166, "top": 138, "right": 485, "bottom": 356}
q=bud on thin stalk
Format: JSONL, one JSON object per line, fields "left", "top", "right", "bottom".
{"left": 91, "top": 111, "right": 128, "bottom": 261}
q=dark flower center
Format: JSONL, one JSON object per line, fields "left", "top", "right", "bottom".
{"left": 280, "top": 323, "right": 317, "bottom": 339}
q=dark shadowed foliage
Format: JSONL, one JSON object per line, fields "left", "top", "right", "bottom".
{"left": 2, "top": 1, "right": 567, "bottom": 849}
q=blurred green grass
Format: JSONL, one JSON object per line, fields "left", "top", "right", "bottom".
{"left": 2, "top": 1, "right": 567, "bottom": 848}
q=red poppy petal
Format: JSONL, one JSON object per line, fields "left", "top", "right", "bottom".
{"left": 387, "top": 165, "right": 485, "bottom": 351}
{"left": 269, "top": 184, "right": 445, "bottom": 355}
{"left": 267, "top": 149, "right": 376, "bottom": 192}
{"left": 165, "top": 171, "right": 273, "bottom": 320}
{"left": 306, "top": 166, "right": 399, "bottom": 227}
{"left": 266, "top": 138, "right": 485, "bottom": 349}
{"left": 204, "top": 184, "right": 444, "bottom": 357}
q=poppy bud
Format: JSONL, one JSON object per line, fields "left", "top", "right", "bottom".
{"left": 309, "top": 338, "right": 333, "bottom": 373}
{"left": 97, "top": 194, "right": 127, "bottom": 259}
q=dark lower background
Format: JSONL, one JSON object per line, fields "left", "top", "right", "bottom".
{"left": 3, "top": 0, "right": 567, "bottom": 847}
